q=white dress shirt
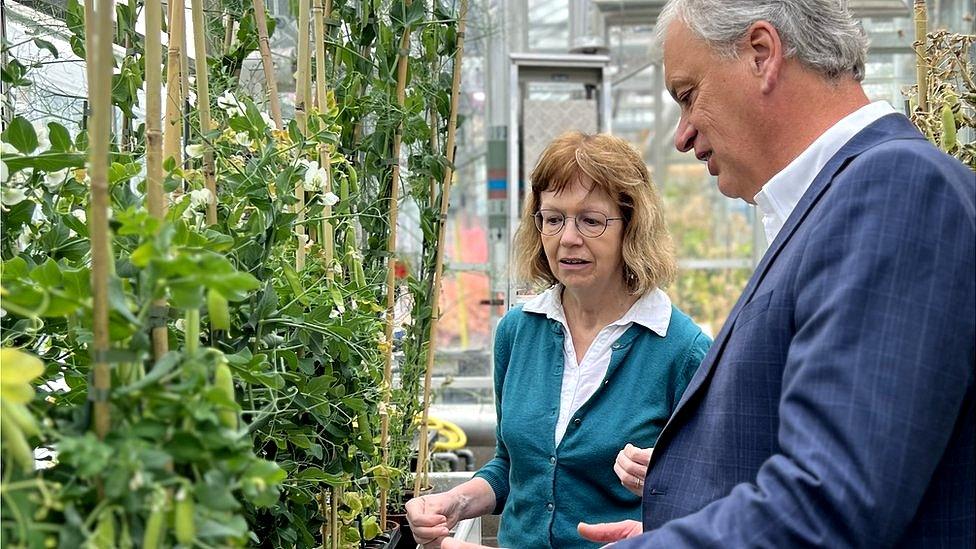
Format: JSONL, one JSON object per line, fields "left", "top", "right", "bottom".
{"left": 754, "top": 101, "right": 897, "bottom": 244}
{"left": 523, "top": 285, "right": 673, "bottom": 446}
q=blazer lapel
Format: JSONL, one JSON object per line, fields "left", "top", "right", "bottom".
{"left": 651, "top": 114, "right": 925, "bottom": 456}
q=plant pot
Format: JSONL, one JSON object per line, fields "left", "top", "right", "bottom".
{"left": 363, "top": 522, "right": 402, "bottom": 549}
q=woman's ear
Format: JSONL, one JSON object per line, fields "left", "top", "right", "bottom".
{"left": 743, "top": 21, "right": 784, "bottom": 94}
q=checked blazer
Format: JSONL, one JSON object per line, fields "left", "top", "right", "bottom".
{"left": 615, "top": 114, "right": 975, "bottom": 548}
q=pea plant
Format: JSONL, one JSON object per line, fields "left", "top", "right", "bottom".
{"left": 0, "top": 0, "right": 466, "bottom": 547}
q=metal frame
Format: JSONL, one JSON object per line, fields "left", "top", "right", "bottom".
{"left": 506, "top": 53, "right": 612, "bottom": 309}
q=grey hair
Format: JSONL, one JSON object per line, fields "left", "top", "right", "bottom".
{"left": 653, "top": 0, "right": 869, "bottom": 81}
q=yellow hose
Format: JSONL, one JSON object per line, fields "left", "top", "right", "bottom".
{"left": 417, "top": 414, "right": 468, "bottom": 451}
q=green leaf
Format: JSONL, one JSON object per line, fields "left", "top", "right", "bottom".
{"left": 29, "top": 258, "right": 62, "bottom": 286}
{"left": 2, "top": 116, "right": 38, "bottom": 154}
{"left": 3, "top": 151, "right": 86, "bottom": 173}
{"left": 47, "top": 122, "right": 73, "bottom": 151}
{"left": 295, "top": 467, "right": 344, "bottom": 485}
{"left": 33, "top": 38, "right": 59, "bottom": 58}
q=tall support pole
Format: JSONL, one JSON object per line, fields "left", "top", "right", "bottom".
{"left": 85, "top": 0, "right": 114, "bottom": 440}
{"left": 252, "top": 0, "right": 283, "bottom": 128}
{"left": 191, "top": 0, "right": 217, "bottom": 225}
{"left": 414, "top": 0, "right": 468, "bottom": 495}
{"left": 914, "top": 0, "right": 929, "bottom": 114}
{"left": 145, "top": 0, "right": 169, "bottom": 359}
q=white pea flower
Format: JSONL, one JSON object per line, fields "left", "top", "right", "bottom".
{"left": 0, "top": 160, "right": 7, "bottom": 184}
{"left": 185, "top": 144, "right": 205, "bottom": 159}
{"left": 43, "top": 168, "right": 69, "bottom": 192}
{"left": 303, "top": 161, "right": 328, "bottom": 192}
{"left": 217, "top": 90, "right": 244, "bottom": 117}
{"left": 322, "top": 191, "right": 339, "bottom": 207}
{"left": 1, "top": 185, "right": 27, "bottom": 206}
{"left": 72, "top": 209, "right": 86, "bottom": 223}
{"left": 260, "top": 111, "right": 278, "bottom": 130}
{"left": 188, "top": 188, "right": 213, "bottom": 209}
{"left": 188, "top": 90, "right": 197, "bottom": 107}
{"left": 234, "top": 132, "right": 252, "bottom": 148}
{"left": 33, "top": 122, "right": 50, "bottom": 151}
{"left": 14, "top": 228, "right": 30, "bottom": 253}
{"left": 31, "top": 206, "right": 48, "bottom": 226}
{"left": 1, "top": 142, "right": 17, "bottom": 155}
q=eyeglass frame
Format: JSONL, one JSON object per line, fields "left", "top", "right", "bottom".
{"left": 532, "top": 209, "right": 625, "bottom": 238}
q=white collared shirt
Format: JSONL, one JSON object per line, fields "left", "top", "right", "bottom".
{"left": 523, "top": 285, "right": 673, "bottom": 446}
{"left": 754, "top": 101, "right": 897, "bottom": 244}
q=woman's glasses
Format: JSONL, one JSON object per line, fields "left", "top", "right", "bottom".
{"left": 533, "top": 209, "right": 623, "bottom": 238}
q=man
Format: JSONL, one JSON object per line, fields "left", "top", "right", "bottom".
{"left": 443, "top": 0, "right": 974, "bottom": 547}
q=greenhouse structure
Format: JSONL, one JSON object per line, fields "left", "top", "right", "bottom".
{"left": 1, "top": 0, "right": 973, "bottom": 547}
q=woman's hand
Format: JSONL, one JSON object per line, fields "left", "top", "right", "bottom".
{"left": 614, "top": 443, "right": 653, "bottom": 496}
{"left": 406, "top": 492, "right": 461, "bottom": 548}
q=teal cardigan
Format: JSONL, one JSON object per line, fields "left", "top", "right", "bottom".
{"left": 474, "top": 304, "right": 711, "bottom": 548}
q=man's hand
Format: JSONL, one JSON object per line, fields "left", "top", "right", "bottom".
{"left": 614, "top": 444, "right": 653, "bottom": 496}
{"left": 578, "top": 519, "right": 643, "bottom": 546}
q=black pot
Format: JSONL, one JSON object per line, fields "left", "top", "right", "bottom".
{"left": 363, "top": 521, "right": 403, "bottom": 549}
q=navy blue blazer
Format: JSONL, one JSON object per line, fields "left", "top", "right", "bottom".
{"left": 617, "top": 114, "right": 975, "bottom": 548}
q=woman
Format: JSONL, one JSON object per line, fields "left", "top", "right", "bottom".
{"left": 406, "top": 132, "right": 710, "bottom": 548}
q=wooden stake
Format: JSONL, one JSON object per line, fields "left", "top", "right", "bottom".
{"left": 191, "top": 0, "right": 217, "bottom": 225}
{"left": 914, "top": 0, "right": 929, "bottom": 114}
{"left": 145, "top": 0, "right": 169, "bottom": 359}
{"left": 252, "top": 0, "right": 283, "bottom": 129}
{"left": 85, "top": 0, "right": 115, "bottom": 440}
{"left": 313, "top": 0, "right": 335, "bottom": 279}
{"left": 164, "top": 0, "right": 185, "bottom": 171}
{"left": 414, "top": 0, "right": 468, "bottom": 494}
{"left": 380, "top": 0, "right": 414, "bottom": 510}
{"left": 295, "top": 0, "right": 311, "bottom": 271}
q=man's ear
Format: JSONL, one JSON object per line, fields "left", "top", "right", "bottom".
{"left": 744, "top": 21, "right": 783, "bottom": 94}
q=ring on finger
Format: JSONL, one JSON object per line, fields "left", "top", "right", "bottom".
{"left": 637, "top": 477, "right": 643, "bottom": 487}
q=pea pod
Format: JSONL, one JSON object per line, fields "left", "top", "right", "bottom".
{"left": 347, "top": 165, "right": 358, "bottom": 195}
{"left": 941, "top": 103, "right": 957, "bottom": 151}
{"left": 207, "top": 288, "right": 230, "bottom": 333}
{"left": 2, "top": 400, "right": 39, "bottom": 437}
{"left": 213, "top": 360, "right": 238, "bottom": 429}
{"left": 142, "top": 505, "right": 166, "bottom": 549}
{"left": 0, "top": 412, "right": 34, "bottom": 473}
{"left": 92, "top": 510, "right": 116, "bottom": 549}
{"left": 173, "top": 490, "right": 196, "bottom": 544}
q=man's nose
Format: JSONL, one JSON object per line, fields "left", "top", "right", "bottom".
{"left": 674, "top": 116, "right": 696, "bottom": 153}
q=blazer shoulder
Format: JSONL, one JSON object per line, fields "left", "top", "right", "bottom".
{"left": 841, "top": 137, "right": 975, "bottom": 219}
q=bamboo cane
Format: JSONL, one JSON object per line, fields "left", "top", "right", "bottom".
{"left": 414, "top": 0, "right": 468, "bottom": 495}
{"left": 252, "top": 0, "right": 283, "bottom": 129}
{"left": 223, "top": 14, "right": 235, "bottom": 55}
{"left": 191, "top": 0, "right": 217, "bottom": 225}
{"left": 145, "top": 0, "right": 169, "bottom": 359}
{"left": 379, "top": 0, "right": 414, "bottom": 511}
{"left": 295, "top": 0, "right": 311, "bottom": 271}
{"left": 914, "top": 0, "right": 929, "bottom": 114}
{"left": 313, "top": 0, "right": 335, "bottom": 280}
{"left": 164, "top": 0, "right": 185, "bottom": 170}
{"left": 85, "top": 0, "right": 114, "bottom": 440}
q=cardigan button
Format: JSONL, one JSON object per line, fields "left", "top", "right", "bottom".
{"left": 549, "top": 455, "right": 556, "bottom": 464}
{"left": 573, "top": 418, "right": 582, "bottom": 427}
{"left": 546, "top": 502, "right": 554, "bottom": 512}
